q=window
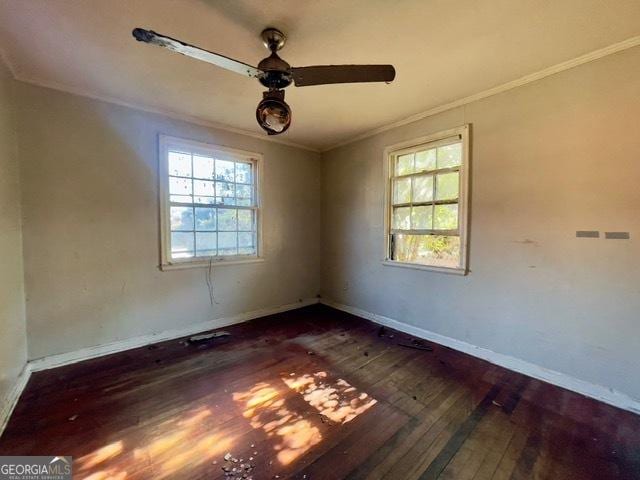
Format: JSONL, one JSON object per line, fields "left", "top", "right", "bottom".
{"left": 385, "top": 126, "right": 469, "bottom": 273}
{"left": 159, "top": 136, "right": 261, "bottom": 269}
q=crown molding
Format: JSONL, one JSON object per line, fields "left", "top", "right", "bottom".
{"left": 323, "top": 35, "right": 640, "bottom": 152}
{"left": 12, "top": 74, "right": 321, "bottom": 153}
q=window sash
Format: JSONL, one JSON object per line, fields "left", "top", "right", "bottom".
{"left": 159, "top": 135, "right": 262, "bottom": 268}
{"left": 384, "top": 126, "right": 469, "bottom": 273}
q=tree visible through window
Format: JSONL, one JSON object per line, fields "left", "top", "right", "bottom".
{"left": 160, "top": 136, "right": 260, "bottom": 267}
{"left": 386, "top": 127, "right": 469, "bottom": 272}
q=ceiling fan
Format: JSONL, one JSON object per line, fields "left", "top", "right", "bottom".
{"left": 132, "top": 27, "right": 396, "bottom": 135}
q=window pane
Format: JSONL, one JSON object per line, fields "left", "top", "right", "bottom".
{"left": 236, "top": 162, "right": 252, "bottom": 184}
{"left": 218, "top": 232, "right": 238, "bottom": 255}
{"left": 393, "top": 206, "right": 410, "bottom": 230}
{"left": 170, "top": 194, "right": 192, "bottom": 203}
{"left": 193, "top": 179, "right": 215, "bottom": 197}
{"left": 217, "top": 208, "right": 237, "bottom": 231}
{"left": 396, "top": 153, "right": 414, "bottom": 175}
{"left": 411, "top": 205, "right": 433, "bottom": 229}
{"left": 412, "top": 175, "right": 434, "bottom": 202}
{"left": 415, "top": 149, "right": 436, "bottom": 172}
{"left": 216, "top": 197, "right": 236, "bottom": 206}
{"left": 237, "top": 198, "right": 252, "bottom": 207}
{"left": 436, "top": 172, "right": 459, "bottom": 200}
{"left": 393, "top": 234, "right": 460, "bottom": 268}
{"left": 169, "top": 177, "right": 192, "bottom": 196}
{"left": 168, "top": 151, "right": 191, "bottom": 177}
{"left": 193, "top": 155, "right": 214, "bottom": 179}
{"left": 195, "top": 207, "right": 216, "bottom": 231}
{"left": 437, "top": 143, "right": 462, "bottom": 168}
{"left": 238, "top": 210, "right": 253, "bottom": 231}
{"left": 196, "top": 232, "right": 217, "bottom": 256}
{"left": 171, "top": 232, "right": 194, "bottom": 259}
{"left": 393, "top": 178, "right": 411, "bottom": 204}
{"left": 434, "top": 204, "right": 458, "bottom": 230}
{"left": 170, "top": 206, "right": 194, "bottom": 231}
{"left": 216, "top": 181, "right": 235, "bottom": 198}
{"left": 238, "top": 232, "right": 254, "bottom": 251}
{"left": 215, "top": 159, "right": 235, "bottom": 182}
{"left": 194, "top": 196, "right": 216, "bottom": 205}
{"left": 236, "top": 184, "right": 252, "bottom": 200}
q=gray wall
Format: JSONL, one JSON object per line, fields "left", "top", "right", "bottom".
{"left": 16, "top": 83, "right": 322, "bottom": 360}
{"left": 321, "top": 47, "right": 640, "bottom": 401}
{"left": 5, "top": 44, "right": 640, "bottom": 406}
{"left": 0, "top": 63, "right": 27, "bottom": 410}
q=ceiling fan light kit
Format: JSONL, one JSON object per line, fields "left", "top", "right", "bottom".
{"left": 132, "top": 26, "right": 395, "bottom": 135}
{"left": 256, "top": 89, "right": 291, "bottom": 135}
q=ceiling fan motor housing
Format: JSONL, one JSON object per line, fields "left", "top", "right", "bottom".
{"left": 257, "top": 53, "right": 292, "bottom": 89}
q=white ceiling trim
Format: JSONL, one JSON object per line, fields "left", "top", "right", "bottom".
{"left": 10, "top": 73, "right": 320, "bottom": 153}
{"left": 322, "top": 35, "right": 640, "bottom": 152}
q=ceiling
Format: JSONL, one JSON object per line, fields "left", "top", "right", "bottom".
{"left": 1, "top": 0, "right": 639, "bottom": 151}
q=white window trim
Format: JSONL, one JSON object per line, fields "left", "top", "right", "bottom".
{"left": 158, "top": 135, "right": 264, "bottom": 271}
{"left": 382, "top": 125, "right": 470, "bottom": 275}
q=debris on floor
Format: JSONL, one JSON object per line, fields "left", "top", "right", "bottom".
{"left": 398, "top": 339, "right": 433, "bottom": 351}
{"left": 318, "top": 413, "right": 331, "bottom": 424}
{"left": 378, "top": 326, "right": 394, "bottom": 339}
{"left": 220, "top": 451, "right": 256, "bottom": 479}
{"left": 188, "top": 331, "right": 231, "bottom": 344}
{"left": 68, "top": 415, "right": 78, "bottom": 421}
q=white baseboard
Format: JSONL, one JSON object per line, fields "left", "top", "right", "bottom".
{"left": 30, "top": 298, "right": 319, "bottom": 372}
{"left": 0, "top": 364, "right": 32, "bottom": 438}
{"left": 321, "top": 299, "right": 640, "bottom": 415}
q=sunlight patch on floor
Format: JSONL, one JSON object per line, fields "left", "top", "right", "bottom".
{"left": 77, "top": 441, "right": 124, "bottom": 471}
{"left": 233, "top": 371, "right": 377, "bottom": 467}
{"left": 77, "top": 406, "right": 235, "bottom": 480}
{"left": 282, "top": 371, "right": 377, "bottom": 424}
{"left": 233, "top": 382, "right": 322, "bottom": 465}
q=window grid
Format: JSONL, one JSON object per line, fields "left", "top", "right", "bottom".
{"left": 390, "top": 145, "right": 461, "bottom": 235}
{"left": 163, "top": 140, "right": 259, "bottom": 264}
{"left": 386, "top": 130, "right": 468, "bottom": 271}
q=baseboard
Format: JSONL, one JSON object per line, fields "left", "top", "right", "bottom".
{"left": 30, "top": 298, "right": 319, "bottom": 372}
{"left": 0, "top": 364, "right": 32, "bottom": 438}
{"left": 321, "top": 299, "right": 640, "bottom": 415}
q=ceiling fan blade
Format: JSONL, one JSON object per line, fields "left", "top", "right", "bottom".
{"left": 132, "top": 28, "right": 263, "bottom": 79}
{"left": 291, "top": 65, "right": 395, "bottom": 87}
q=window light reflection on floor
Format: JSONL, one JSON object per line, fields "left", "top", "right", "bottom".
{"left": 76, "top": 406, "right": 235, "bottom": 480}
{"left": 282, "top": 371, "right": 377, "bottom": 424}
{"left": 232, "top": 371, "right": 377, "bottom": 466}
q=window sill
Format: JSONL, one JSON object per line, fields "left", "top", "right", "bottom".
{"left": 382, "top": 260, "right": 468, "bottom": 276}
{"left": 161, "top": 257, "right": 265, "bottom": 271}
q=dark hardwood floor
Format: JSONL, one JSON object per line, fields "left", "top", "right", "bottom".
{"left": 1, "top": 304, "right": 639, "bottom": 479}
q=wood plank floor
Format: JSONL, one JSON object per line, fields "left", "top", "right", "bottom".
{"left": 1, "top": 305, "right": 639, "bottom": 479}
